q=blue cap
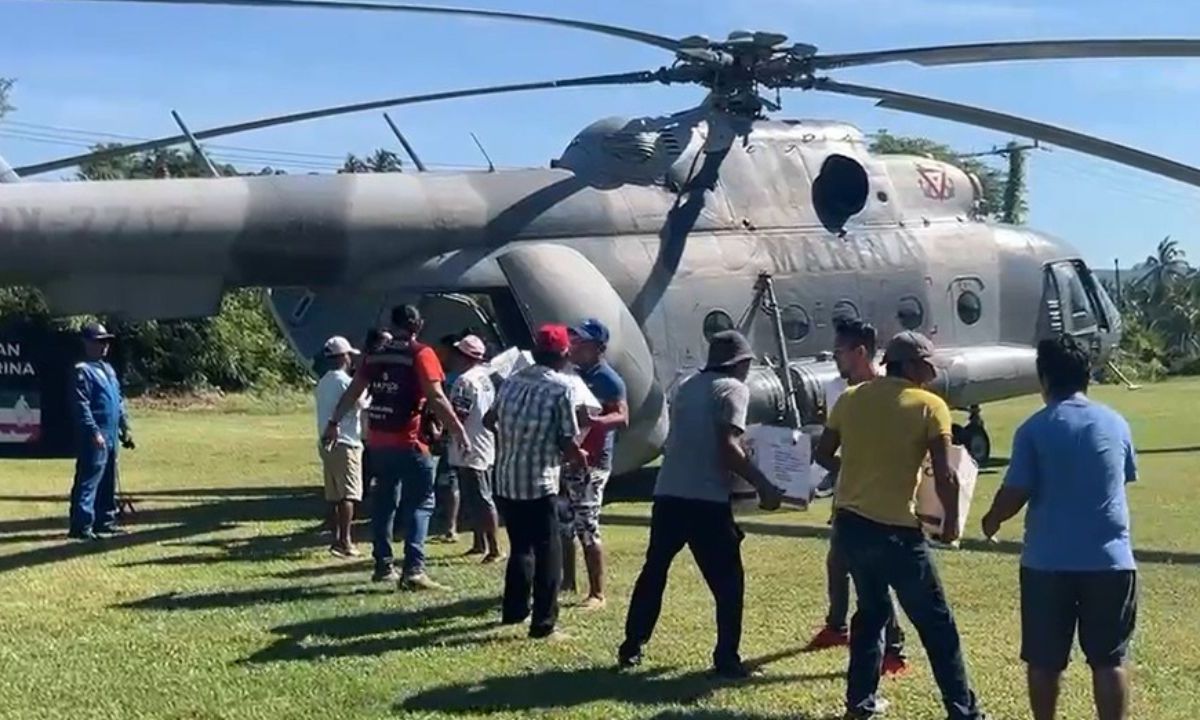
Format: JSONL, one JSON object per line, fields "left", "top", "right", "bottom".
{"left": 81, "top": 322, "right": 114, "bottom": 341}
{"left": 571, "top": 318, "right": 609, "bottom": 346}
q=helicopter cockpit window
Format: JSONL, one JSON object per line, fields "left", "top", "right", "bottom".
{"left": 781, "top": 305, "right": 811, "bottom": 341}
{"left": 1051, "top": 262, "right": 1097, "bottom": 331}
{"left": 832, "top": 300, "right": 860, "bottom": 324}
{"left": 957, "top": 290, "right": 982, "bottom": 326}
{"left": 897, "top": 296, "right": 924, "bottom": 330}
{"left": 703, "top": 309, "right": 734, "bottom": 341}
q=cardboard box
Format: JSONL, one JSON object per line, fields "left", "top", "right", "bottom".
{"left": 741, "top": 424, "right": 819, "bottom": 504}
{"left": 916, "top": 445, "right": 979, "bottom": 540}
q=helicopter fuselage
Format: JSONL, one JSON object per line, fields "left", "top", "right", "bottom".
{"left": 0, "top": 106, "right": 1121, "bottom": 471}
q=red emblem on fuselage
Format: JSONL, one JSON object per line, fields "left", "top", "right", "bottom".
{"left": 916, "top": 165, "right": 955, "bottom": 200}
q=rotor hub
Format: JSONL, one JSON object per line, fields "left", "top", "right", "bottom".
{"left": 659, "top": 31, "right": 822, "bottom": 115}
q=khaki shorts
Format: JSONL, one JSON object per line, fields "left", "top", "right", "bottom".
{"left": 320, "top": 443, "right": 363, "bottom": 502}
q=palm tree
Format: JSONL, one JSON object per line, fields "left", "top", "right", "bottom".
{"left": 338, "top": 149, "right": 403, "bottom": 174}
{"left": 367, "top": 149, "right": 403, "bottom": 173}
{"left": 1135, "top": 236, "right": 1190, "bottom": 303}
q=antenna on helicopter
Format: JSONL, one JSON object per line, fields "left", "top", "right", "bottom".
{"left": 382, "top": 113, "right": 427, "bottom": 172}
{"left": 170, "top": 110, "right": 222, "bottom": 178}
{"left": 470, "top": 132, "right": 496, "bottom": 173}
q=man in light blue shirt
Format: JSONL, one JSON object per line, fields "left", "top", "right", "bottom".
{"left": 982, "top": 335, "right": 1137, "bottom": 720}
{"left": 317, "top": 335, "right": 367, "bottom": 558}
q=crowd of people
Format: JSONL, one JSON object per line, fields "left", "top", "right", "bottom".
{"left": 66, "top": 305, "right": 1139, "bottom": 720}
{"left": 317, "top": 305, "right": 628, "bottom": 618}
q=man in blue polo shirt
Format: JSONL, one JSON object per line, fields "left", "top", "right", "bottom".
{"left": 982, "top": 335, "right": 1137, "bottom": 720}
{"left": 566, "top": 318, "right": 628, "bottom": 610}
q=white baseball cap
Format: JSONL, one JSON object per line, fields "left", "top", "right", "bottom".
{"left": 323, "top": 336, "right": 359, "bottom": 357}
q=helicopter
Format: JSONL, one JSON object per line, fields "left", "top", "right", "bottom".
{"left": 5, "top": 0, "right": 1200, "bottom": 472}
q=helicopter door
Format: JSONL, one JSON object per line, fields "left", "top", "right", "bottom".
{"left": 1044, "top": 260, "right": 1110, "bottom": 358}
{"left": 416, "top": 293, "right": 503, "bottom": 351}
{"left": 496, "top": 243, "right": 667, "bottom": 475}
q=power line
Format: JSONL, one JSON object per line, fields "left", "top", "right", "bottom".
{"left": 1, "top": 119, "right": 346, "bottom": 161}
{"left": 0, "top": 129, "right": 342, "bottom": 172}
{"left": 0, "top": 121, "right": 505, "bottom": 173}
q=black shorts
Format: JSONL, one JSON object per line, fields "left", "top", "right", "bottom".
{"left": 1020, "top": 567, "right": 1137, "bottom": 671}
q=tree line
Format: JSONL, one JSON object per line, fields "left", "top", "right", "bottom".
{"left": 1106, "top": 237, "right": 1200, "bottom": 380}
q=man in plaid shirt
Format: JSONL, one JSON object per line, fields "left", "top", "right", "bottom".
{"left": 486, "top": 324, "right": 587, "bottom": 640}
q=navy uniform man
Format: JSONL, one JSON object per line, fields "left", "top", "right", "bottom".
{"left": 69, "top": 322, "right": 134, "bottom": 541}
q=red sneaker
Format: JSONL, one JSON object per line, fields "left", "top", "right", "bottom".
{"left": 882, "top": 653, "right": 909, "bottom": 677}
{"left": 805, "top": 626, "right": 850, "bottom": 651}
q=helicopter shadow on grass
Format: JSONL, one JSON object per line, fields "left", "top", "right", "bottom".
{"left": 117, "top": 579, "right": 376, "bottom": 613}
{"left": 0, "top": 483, "right": 325, "bottom": 574}
{"left": 237, "top": 595, "right": 505, "bottom": 665}
{"left": 396, "top": 655, "right": 841, "bottom": 718}
{"left": 604, "top": 494, "right": 1200, "bottom": 566}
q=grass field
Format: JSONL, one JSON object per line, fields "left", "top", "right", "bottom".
{"left": 2, "top": 381, "right": 1200, "bottom": 720}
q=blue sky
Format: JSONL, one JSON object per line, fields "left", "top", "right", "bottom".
{"left": 3, "top": 0, "right": 1200, "bottom": 268}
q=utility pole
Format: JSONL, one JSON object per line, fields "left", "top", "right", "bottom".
{"left": 960, "top": 140, "right": 1042, "bottom": 225}
{"left": 1115, "top": 258, "right": 1123, "bottom": 309}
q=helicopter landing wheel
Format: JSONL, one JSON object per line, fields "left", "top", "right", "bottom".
{"left": 953, "top": 407, "right": 991, "bottom": 467}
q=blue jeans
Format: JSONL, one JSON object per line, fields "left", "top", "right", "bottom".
{"left": 70, "top": 435, "right": 119, "bottom": 534}
{"left": 369, "top": 447, "right": 436, "bottom": 577}
{"left": 833, "top": 510, "right": 984, "bottom": 719}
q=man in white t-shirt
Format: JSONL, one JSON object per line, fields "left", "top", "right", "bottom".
{"left": 316, "top": 336, "right": 369, "bottom": 558}
{"left": 446, "top": 335, "right": 502, "bottom": 563}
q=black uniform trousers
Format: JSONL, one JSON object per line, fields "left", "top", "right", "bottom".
{"left": 621, "top": 496, "right": 745, "bottom": 668}
{"left": 496, "top": 495, "right": 562, "bottom": 638}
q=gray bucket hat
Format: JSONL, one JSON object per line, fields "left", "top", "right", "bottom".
{"left": 882, "top": 330, "right": 945, "bottom": 368}
{"left": 705, "top": 330, "right": 755, "bottom": 370}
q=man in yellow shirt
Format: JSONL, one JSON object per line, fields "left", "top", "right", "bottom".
{"left": 807, "top": 320, "right": 907, "bottom": 678}
{"left": 815, "top": 331, "right": 987, "bottom": 720}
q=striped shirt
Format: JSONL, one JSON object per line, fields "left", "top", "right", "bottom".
{"left": 494, "top": 364, "right": 578, "bottom": 500}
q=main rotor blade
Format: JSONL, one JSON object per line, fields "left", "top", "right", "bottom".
{"left": 46, "top": 0, "right": 683, "bottom": 52}
{"left": 13, "top": 70, "right": 661, "bottom": 176}
{"left": 815, "top": 39, "right": 1200, "bottom": 69}
{"left": 814, "top": 78, "right": 1200, "bottom": 188}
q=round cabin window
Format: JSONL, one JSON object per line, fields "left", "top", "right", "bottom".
{"left": 957, "top": 291, "right": 982, "bottom": 326}
{"left": 832, "top": 300, "right": 860, "bottom": 324}
{"left": 781, "top": 305, "right": 811, "bottom": 341}
{"left": 897, "top": 296, "right": 924, "bottom": 330}
{"left": 703, "top": 309, "right": 734, "bottom": 341}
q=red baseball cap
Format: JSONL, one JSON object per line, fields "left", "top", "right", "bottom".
{"left": 535, "top": 324, "right": 570, "bottom": 355}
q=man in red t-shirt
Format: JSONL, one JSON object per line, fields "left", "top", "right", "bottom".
{"left": 325, "top": 305, "right": 465, "bottom": 589}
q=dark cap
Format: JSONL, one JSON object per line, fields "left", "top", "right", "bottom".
{"left": 81, "top": 322, "right": 114, "bottom": 341}
{"left": 705, "top": 330, "right": 755, "bottom": 370}
{"left": 535, "top": 324, "right": 571, "bottom": 356}
{"left": 390, "top": 304, "right": 422, "bottom": 329}
{"left": 570, "top": 318, "right": 610, "bottom": 346}
{"left": 882, "top": 330, "right": 942, "bottom": 366}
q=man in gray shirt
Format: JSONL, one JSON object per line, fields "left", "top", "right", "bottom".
{"left": 618, "top": 330, "right": 783, "bottom": 678}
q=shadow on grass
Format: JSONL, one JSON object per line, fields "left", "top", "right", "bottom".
{"left": 649, "top": 713, "right": 833, "bottom": 720}
{"left": 396, "top": 661, "right": 841, "bottom": 717}
{"left": 118, "top": 580, "right": 376, "bottom": 612}
{"left": 0, "top": 484, "right": 326, "bottom": 574}
{"left": 0, "top": 520, "right": 238, "bottom": 575}
{"left": 602, "top": 513, "right": 1200, "bottom": 566}
{"left": 1137, "top": 445, "right": 1200, "bottom": 456}
{"left": 272, "top": 561, "right": 372, "bottom": 581}
{"left": 240, "top": 596, "right": 503, "bottom": 664}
